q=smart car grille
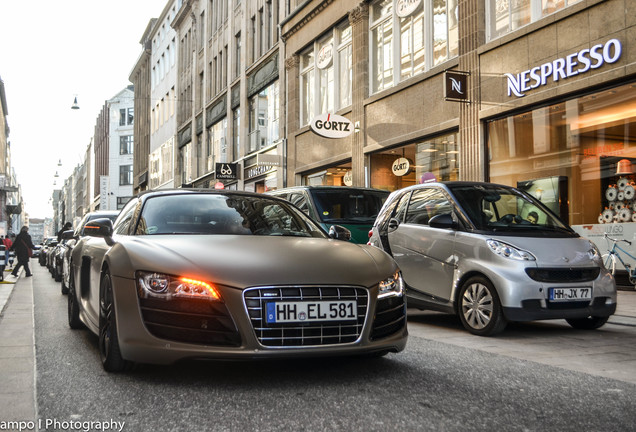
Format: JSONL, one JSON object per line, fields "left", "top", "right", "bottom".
{"left": 138, "top": 297, "right": 241, "bottom": 346}
{"left": 244, "top": 286, "right": 368, "bottom": 347}
{"left": 525, "top": 267, "right": 600, "bottom": 283}
{"left": 371, "top": 295, "right": 406, "bottom": 340}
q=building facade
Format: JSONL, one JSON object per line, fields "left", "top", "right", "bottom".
{"left": 92, "top": 87, "right": 136, "bottom": 211}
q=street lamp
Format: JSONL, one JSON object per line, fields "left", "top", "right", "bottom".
{"left": 71, "top": 96, "right": 80, "bottom": 110}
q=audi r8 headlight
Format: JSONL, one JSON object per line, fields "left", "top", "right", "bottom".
{"left": 486, "top": 239, "right": 536, "bottom": 261}
{"left": 378, "top": 270, "right": 405, "bottom": 299}
{"left": 137, "top": 271, "right": 221, "bottom": 301}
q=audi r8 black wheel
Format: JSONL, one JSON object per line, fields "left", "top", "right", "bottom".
{"left": 68, "top": 271, "right": 84, "bottom": 330}
{"left": 99, "top": 271, "right": 132, "bottom": 372}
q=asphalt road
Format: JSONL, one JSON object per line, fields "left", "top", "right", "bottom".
{"left": 31, "top": 265, "right": 636, "bottom": 432}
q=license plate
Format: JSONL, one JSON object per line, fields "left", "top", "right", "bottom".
{"left": 265, "top": 300, "right": 357, "bottom": 324}
{"left": 548, "top": 287, "right": 592, "bottom": 302}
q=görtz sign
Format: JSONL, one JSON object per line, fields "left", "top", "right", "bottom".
{"left": 310, "top": 113, "right": 354, "bottom": 139}
{"left": 505, "top": 39, "right": 622, "bottom": 98}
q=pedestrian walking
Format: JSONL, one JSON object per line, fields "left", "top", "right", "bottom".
{"left": 2, "top": 234, "right": 12, "bottom": 267}
{"left": 10, "top": 226, "right": 35, "bottom": 277}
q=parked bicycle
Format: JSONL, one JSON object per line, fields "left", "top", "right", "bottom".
{"left": 602, "top": 233, "right": 636, "bottom": 285}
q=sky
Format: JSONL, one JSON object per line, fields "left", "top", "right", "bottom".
{"left": 0, "top": 0, "right": 167, "bottom": 219}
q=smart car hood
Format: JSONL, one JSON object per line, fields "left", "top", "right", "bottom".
{"left": 494, "top": 236, "right": 598, "bottom": 267}
{"left": 110, "top": 235, "right": 396, "bottom": 288}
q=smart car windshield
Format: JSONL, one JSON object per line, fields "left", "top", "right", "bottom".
{"left": 448, "top": 184, "right": 573, "bottom": 233}
{"left": 312, "top": 189, "right": 388, "bottom": 224}
{"left": 137, "top": 193, "right": 326, "bottom": 237}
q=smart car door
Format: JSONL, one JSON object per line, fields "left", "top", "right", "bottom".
{"left": 387, "top": 188, "right": 456, "bottom": 302}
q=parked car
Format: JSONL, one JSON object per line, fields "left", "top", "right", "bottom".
{"left": 67, "top": 189, "right": 407, "bottom": 372}
{"left": 32, "top": 245, "right": 41, "bottom": 258}
{"left": 267, "top": 186, "right": 389, "bottom": 244}
{"left": 368, "top": 181, "right": 617, "bottom": 336}
{"left": 39, "top": 237, "right": 58, "bottom": 266}
{"left": 50, "top": 241, "right": 68, "bottom": 282}
{"left": 60, "top": 210, "right": 120, "bottom": 295}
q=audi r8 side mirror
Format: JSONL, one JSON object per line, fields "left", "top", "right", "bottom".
{"left": 83, "top": 218, "right": 115, "bottom": 245}
{"left": 328, "top": 225, "right": 352, "bottom": 242}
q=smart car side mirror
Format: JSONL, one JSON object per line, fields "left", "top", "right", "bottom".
{"left": 387, "top": 218, "right": 400, "bottom": 232}
{"left": 429, "top": 213, "right": 457, "bottom": 230}
{"left": 83, "top": 218, "right": 115, "bottom": 245}
{"left": 328, "top": 225, "right": 352, "bottom": 242}
{"left": 61, "top": 230, "right": 75, "bottom": 240}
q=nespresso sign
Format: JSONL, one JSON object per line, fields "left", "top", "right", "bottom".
{"left": 505, "top": 39, "right": 622, "bottom": 98}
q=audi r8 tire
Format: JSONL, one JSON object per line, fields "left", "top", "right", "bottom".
{"left": 99, "top": 271, "right": 132, "bottom": 372}
{"left": 566, "top": 316, "right": 609, "bottom": 330}
{"left": 68, "top": 272, "right": 84, "bottom": 330}
{"left": 61, "top": 275, "right": 69, "bottom": 295}
{"left": 458, "top": 276, "right": 507, "bottom": 336}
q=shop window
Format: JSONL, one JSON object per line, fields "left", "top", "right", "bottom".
{"left": 299, "top": 21, "right": 352, "bottom": 126}
{"left": 486, "top": 82, "right": 636, "bottom": 227}
{"left": 487, "top": 0, "right": 583, "bottom": 41}
{"left": 370, "top": 0, "right": 458, "bottom": 94}
{"left": 370, "top": 133, "right": 459, "bottom": 192}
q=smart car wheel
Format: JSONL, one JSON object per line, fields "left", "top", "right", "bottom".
{"left": 458, "top": 276, "right": 507, "bottom": 336}
{"left": 99, "top": 271, "right": 132, "bottom": 372}
{"left": 68, "top": 271, "right": 84, "bottom": 330}
{"left": 565, "top": 316, "right": 609, "bottom": 330}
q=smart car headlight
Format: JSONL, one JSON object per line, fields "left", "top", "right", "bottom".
{"left": 137, "top": 271, "right": 221, "bottom": 301}
{"left": 378, "top": 270, "right": 405, "bottom": 299}
{"left": 588, "top": 241, "right": 602, "bottom": 261}
{"left": 486, "top": 239, "right": 536, "bottom": 261}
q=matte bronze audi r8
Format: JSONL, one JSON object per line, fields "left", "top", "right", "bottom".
{"left": 67, "top": 189, "right": 407, "bottom": 372}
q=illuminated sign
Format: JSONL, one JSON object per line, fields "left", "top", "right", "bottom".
{"left": 505, "top": 39, "right": 622, "bottom": 98}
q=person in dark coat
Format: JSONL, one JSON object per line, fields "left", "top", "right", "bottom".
{"left": 10, "top": 225, "right": 35, "bottom": 277}
{"left": 58, "top": 222, "right": 72, "bottom": 242}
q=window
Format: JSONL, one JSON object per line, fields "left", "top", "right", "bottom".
{"left": 405, "top": 189, "right": 451, "bottom": 225}
{"left": 119, "top": 165, "right": 133, "bottom": 186}
{"left": 117, "top": 196, "right": 132, "bottom": 210}
{"left": 370, "top": 0, "right": 458, "bottom": 94}
{"left": 299, "top": 22, "right": 352, "bottom": 126}
{"left": 248, "top": 81, "right": 279, "bottom": 153}
{"left": 119, "top": 107, "right": 134, "bottom": 126}
{"left": 487, "top": 0, "right": 582, "bottom": 41}
{"left": 487, "top": 82, "right": 636, "bottom": 227}
{"left": 233, "top": 107, "right": 240, "bottom": 158}
{"left": 235, "top": 32, "right": 242, "bottom": 77}
{"left": 120, "top": 135, "right": 133, "bottom": 155}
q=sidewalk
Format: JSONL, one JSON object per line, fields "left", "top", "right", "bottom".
{"left": 0, "top": 267, "right": 37, "bottom": 428}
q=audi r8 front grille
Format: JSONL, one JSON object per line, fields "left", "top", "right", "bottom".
{"left": 525, "top": 267, "right": 600, "bottom": 283}
{"left": 243, "top": 286, "right": 368, "bottom": 347}
{"left": 138, "top": 297, "right": 241, "bottom": 346}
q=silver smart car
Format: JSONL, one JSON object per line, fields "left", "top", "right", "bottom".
{"left": 368, "top": 181, "right": 617, "bottom": 336}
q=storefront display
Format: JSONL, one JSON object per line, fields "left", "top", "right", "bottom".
{"left": 487, "top": 81, "right": 636, "bottom": 268}
{"left": 369, "top": 133, "right": 459, "bottom": 191}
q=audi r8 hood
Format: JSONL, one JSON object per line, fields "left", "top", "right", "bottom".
{"left": 107, "top": 235, "right": 397, "bottom": 288}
